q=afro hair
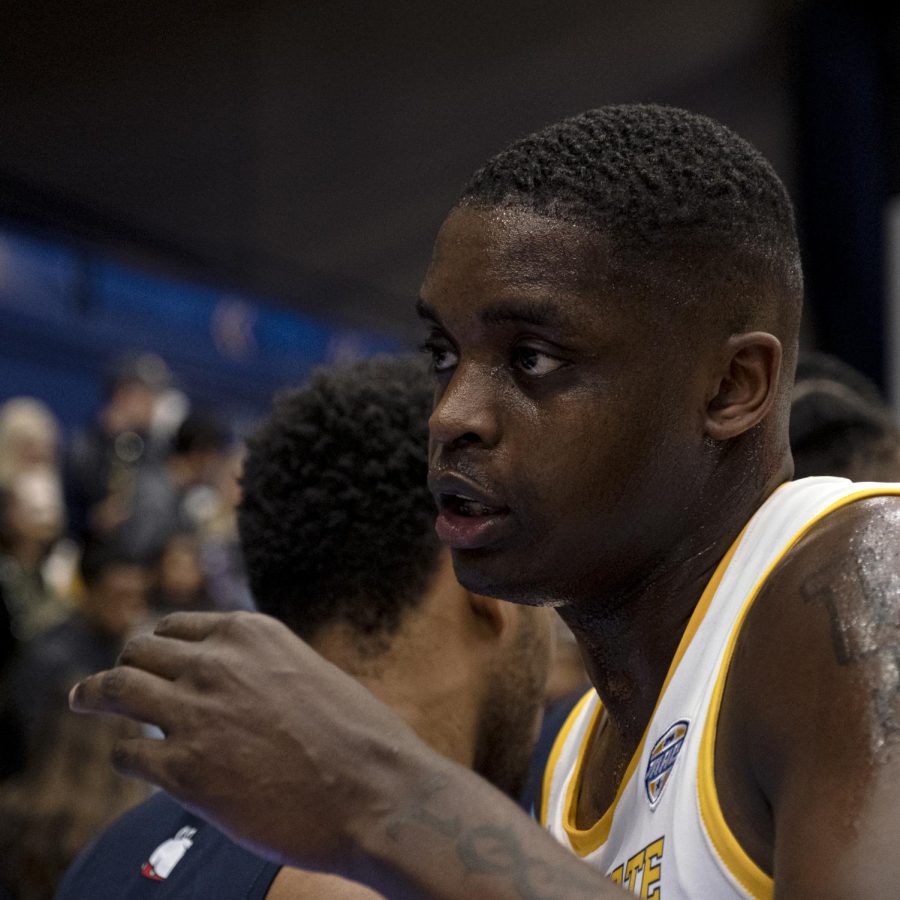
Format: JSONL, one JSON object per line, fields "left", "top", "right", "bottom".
{"left": 237, "top": 354, "right": 441, "bottom": 644}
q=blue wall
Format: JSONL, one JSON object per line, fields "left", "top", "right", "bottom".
{"left": 0, "top": 229, "right": 399, "bottom": 433}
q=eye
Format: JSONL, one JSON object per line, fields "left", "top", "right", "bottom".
{"left": 420, "top": 338, "right": 459, "bottom": 374}
{"left": 512, "top": 346, "right": 566, "bottom": 376}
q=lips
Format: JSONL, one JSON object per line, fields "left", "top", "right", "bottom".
{"left": 429, "top": 471, "right": 511, "bottom": 550}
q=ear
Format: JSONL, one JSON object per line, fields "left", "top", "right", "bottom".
{"left": 705, "top": 332, "right": 782, "bottom": 441}
{"left": 466, "top": 592, "right": 512, "bottom": 641}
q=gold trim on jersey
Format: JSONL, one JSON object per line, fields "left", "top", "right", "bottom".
{"left": 697, "top": 486, "right": 900, "bottom": 900}
{"left": 554, "top": 518, "right": 751, "bottom": 856}
{"left": 540, "top": 689, "right": 596, "bottom": 827}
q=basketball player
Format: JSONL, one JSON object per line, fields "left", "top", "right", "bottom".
{"left": 59, "top": 355, "right": 551, "bottom": 898}
{"left": 70, "top": 106, "right": 900, "bottom": 897}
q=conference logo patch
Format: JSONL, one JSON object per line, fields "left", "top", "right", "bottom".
{"left": 645, "top": 719, "right": 689, "bottom": 807}
{"left": 140, "top": 826, "right": 197, "bottom": 881}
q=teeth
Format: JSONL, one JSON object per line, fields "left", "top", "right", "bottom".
{"left": 443, "top": 492, "right": 502, "bottom": 517}
{"left": 455, "top": 498, "right": 496, "bottom": 517}
{"left": 460, "top": 500, "right": 490, "bottom": 516}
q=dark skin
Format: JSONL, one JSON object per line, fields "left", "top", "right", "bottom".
{"left": 422, "top": 207, "right": 788, "bottom": 818}
{"left": 70, "top": 206, "right": 900, "bottom": 898}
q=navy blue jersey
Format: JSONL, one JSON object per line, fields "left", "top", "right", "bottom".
{"left": 56, "top": 792, "right": 280, "bottom": 899}
{"left": 517, "top": 687, "right": 585, "bottom": 820}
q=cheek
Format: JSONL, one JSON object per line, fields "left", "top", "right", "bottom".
{"left": 525, "top": 411, "right": 625, "bottom": 502}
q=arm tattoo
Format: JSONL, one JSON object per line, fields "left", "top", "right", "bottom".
{"left": 801, "top": 544, "right": 900, "bottom": 745}
{"left": 456, "top": 825, "right": 602, "bottom": 900}
{"left": 383, "top": 775, "right": 602, "bottom": 899}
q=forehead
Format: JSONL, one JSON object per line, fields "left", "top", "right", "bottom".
{"left": 423, "top": 206, "right": 613, "bottom": 301}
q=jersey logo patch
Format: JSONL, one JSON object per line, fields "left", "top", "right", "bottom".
{"left": 140, "top": 826, "right": 197, "bottom": 881}
{"left": 645, "top": 719, "right": 689, "bottom": 807}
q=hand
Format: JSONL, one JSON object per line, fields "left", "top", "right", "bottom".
{"left": 70, "top": 611, "right": 620, "bottom": 899}
{"left": 69, "top": 611, "right": 422, "bottom": 873}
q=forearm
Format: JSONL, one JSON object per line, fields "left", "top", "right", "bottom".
{"left": 342, "top": 748, "right": 621, "bottom": 900}
{"left": 66, "top": 612, "right": 622, "bottom": 898}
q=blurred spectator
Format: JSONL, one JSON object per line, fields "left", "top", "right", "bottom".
{"left": 0, "top": 470, "right": 69, "bottom": 644}
{"left": 0, "top": 539, "right": 151, "bottom": 899}
{"left": 790, "top": 351, "right": 900, "bottom": 480}
{"left": 0, "top": 398, "right": 77, "bottom": 601}
{"left": 0, "top": 558, "right": 22, "bottom": 780}
{"left": 0, "top": 698, "right": 150, "bottom": 900}
{"left": 109, "top": 411, "right": 230, "bottom": 564}
{"left": 197, "top": 445, "right": 255, "bottom": 611}
{"left": 149, "top": 531, "right": 213, "bottom": 615}
{"left": 64, "top": 352, "right": 173, "bottom": 541}
{"left": 0, "top": 398, "right": 60, "bottom": 488}
{"left": 8, "top": 537, "right": 149, "bottom": 755}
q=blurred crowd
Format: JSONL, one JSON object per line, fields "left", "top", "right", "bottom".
{"left": 0, "top": 352, "right": 252, "bottom": 900}
{"left": 0, "top": 346, "right": 899, "bottom": 900}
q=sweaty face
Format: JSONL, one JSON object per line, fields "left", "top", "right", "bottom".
{"left": 421, "top": 206, "right": 715, "bottom": 606}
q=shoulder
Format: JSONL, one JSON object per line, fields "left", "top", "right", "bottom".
{"left": 710, "top": 494, "right": 900, "bottom": 879}
{"left": 58, "top": 792, "right": 280, "bottom": 900}
{"left": 749, "top": 492, "right": 900, "bottom": 672}
{"left": 724, "top": 493, "right": 900, "bottom": 796}
{"left": 57, "top": 793, "right": 185, "bottom": 897}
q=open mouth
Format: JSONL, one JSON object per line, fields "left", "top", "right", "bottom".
{"left": 434, "top": 488, "right": 510, "bottom": 550}
{"left": 440, "top": 492, "right": 507, "bottom": 518}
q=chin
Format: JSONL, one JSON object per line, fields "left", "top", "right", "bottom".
{"left": 451, "top": 548, "right": 556, "bottom": 607}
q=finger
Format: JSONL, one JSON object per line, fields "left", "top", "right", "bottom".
{"left": 111, "top": 738, "right": 227, "bottom": 830}
{"left": 69, "top": 665, "right": 179, "bottom": 733}
{"left": 110, "top": 735, "right": 183, "bottom": 795}
{"left": 153, "top": 611, "right": 233, "bottom": 641}
{"left": 117, "top": 633, "right": 197, "bottom": 680}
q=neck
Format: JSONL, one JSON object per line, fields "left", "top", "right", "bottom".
{"left": 311, "top": 607, "right": 482, "bottom": 770}
{"left": 559, "top": 462, "right": 789, "bottom": 748}
{"left": 357, "top": 665, "right": 479, "bottom": 769}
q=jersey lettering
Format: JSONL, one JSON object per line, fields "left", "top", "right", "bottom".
{"left": 606, "top": 836, "right": 664, "bottom": 897}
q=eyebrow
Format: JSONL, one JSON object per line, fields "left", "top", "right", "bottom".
{"left": 416, "top": 298, "right": 440, "bottom": 324}
{"left": 480, "top": 299, "right": 566, "bottom": 328}
{"left": 416, "top": 297, "right": 566, "bottom": 329}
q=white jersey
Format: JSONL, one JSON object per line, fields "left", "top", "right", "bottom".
{"left": 541, "top": 477, "right": 900, "bottom": 899}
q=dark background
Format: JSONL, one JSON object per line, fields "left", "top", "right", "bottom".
{"left": 1, "top": 0, "right": 898, "bottom": 391}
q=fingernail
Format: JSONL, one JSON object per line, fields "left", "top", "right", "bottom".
{"left": 68, "top": 683, "right": 81, "bottom": 708}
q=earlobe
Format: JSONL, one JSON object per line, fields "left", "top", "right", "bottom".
{"left": 705, "top": 332, "right": 782, "bottom": 441}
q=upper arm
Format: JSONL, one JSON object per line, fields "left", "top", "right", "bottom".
{"left": 724, "top": 496, "right": 900, "bottom": 898}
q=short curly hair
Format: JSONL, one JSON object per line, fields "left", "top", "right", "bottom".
{"left": 237, "top": 354, "right": 440, "bottom": 645}
{"left": 461, "top": 104, "right": 803, "bottom": 328}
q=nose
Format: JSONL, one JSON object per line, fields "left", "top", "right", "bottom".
{"left": 429, "top": 361, "right": 500, "bottom": 450}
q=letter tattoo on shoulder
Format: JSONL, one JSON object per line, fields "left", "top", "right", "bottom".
{"left": 801, "top": 543, "right": 900, "bottom": 748}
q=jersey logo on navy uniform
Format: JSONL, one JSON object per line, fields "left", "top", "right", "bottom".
{"left": 140, "top": 826, "right": 197, "bottom": 881}
{"left": 645, "top": 719, "right": 689, "bottom": 807}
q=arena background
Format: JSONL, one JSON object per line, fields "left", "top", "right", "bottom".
{"left": 1, "top": 0, "right": 898, "bottom": 421}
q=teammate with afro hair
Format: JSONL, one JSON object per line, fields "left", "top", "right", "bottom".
{"left": 238, "top": 354, "right": 440, "bottom": 647}
{"left": 59, "top": 353, "right": 552, "bottom": 900}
